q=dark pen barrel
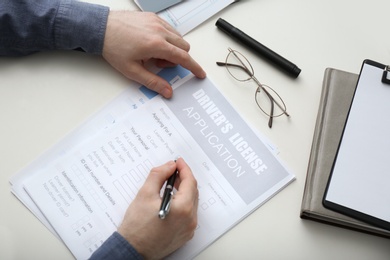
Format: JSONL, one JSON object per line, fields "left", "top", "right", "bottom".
{"left": 158, "top": 168, "right": 178, "bottom": 219}
{"left": 160, "top": 186, "right": 173, "bottom": 209}
{"left": 216, "top": 18, "right": 301, "bottom": 78}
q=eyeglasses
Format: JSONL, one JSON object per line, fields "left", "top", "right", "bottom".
{"left": 216, "top": 48, "right": 289, "bottom": 128}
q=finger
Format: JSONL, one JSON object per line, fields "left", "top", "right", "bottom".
{"left": 125, "top": 63, "right": 174, "bottom": 98}
{"left": 152, "top": 45, "right": 206, "bottom": 79}
{"left": 175, "top": 158, "right": 198, "bottom": 196}
{"left": 165, "top": 32, "right": 190, "bottom": 52}
{"left": 177, "top": 53, "right": 206, "bottom": 80}
{"left": 157, "top": 19, "right": 191, "bottom": 52}
{"left": 172, "top": 158, "right": 199, "bottom": 218}
{"left": 155, "top": 59, "right": 177, "bottom": 68}
{"left": 155, "top": 14, "right": 183, "bottom": 37}
{"left": 141, "top": 160, "right": 177, "bottom": 194}
{"left": 147, "top": 12, "right": 188, "bottom": 51}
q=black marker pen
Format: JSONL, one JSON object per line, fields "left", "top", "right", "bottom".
{"left": 216, "top": 18, "right": 301, "bottom": 78}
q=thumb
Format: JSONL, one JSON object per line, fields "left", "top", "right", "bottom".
{"left": 141, "top": 160, "right": 177, "bottom": 195}
{"left": 127, "top": 63, "right": 174, "bottom": 98}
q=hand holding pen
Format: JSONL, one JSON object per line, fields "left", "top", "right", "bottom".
{"left": 159, "top": 165, "right": 179, "bottom": 219}
{"left": 117, "top": 158, "right": 199, "bottom": 259}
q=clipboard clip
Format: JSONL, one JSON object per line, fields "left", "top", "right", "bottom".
{"left": 381, "top": 65, "right": 390, "bottom": 85}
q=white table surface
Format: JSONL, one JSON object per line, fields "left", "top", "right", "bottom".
{"left": 1, "top": 0, "right": 390, "bottom": 259}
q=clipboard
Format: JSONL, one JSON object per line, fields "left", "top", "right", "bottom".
{"left": 323, "top": 59, "right": 390, "bottom": 231}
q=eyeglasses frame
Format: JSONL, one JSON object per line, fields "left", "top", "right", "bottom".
{"left": 216, "top": 48, "right": 289, "bottom": 128}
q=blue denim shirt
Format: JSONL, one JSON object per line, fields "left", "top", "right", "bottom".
{"left": 90, "top": 232, "right": 143, "bottom": 260}
{"left": 0, "top": 0, "right": 108, "bottom": 56}
{"left": 1, "top": 1, "right": 143, "bottom": 259}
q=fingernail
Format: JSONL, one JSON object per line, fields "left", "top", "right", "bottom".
{"left": 161, "top": 87, "right": 172, "bottom": 98}
{"left": 167, "top": 160, "right": 176, "bottom": 168}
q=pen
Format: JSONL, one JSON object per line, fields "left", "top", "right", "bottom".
{"left": 158, "top": 167, "right": 178, "bottom": 219}
{"left": 216, "top": 18, "right": 301, "bottom": 78}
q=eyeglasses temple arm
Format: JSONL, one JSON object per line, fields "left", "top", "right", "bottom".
{"left": 216, "top": 61, "right": 253, "bottom": 77}
{"left": 252, "top": 76, "right": 290, "bottom": 117}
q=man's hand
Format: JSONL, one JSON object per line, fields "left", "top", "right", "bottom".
{"left": 102, "top": 11, "right": 206, "bottom": 98}
{"left": 118, "top": 158, "right": 199, "bottom": 259}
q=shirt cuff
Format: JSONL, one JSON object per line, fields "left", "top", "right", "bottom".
{"left": 55, "top": 0, "right": 109, "bottom": 54}
{"left": 89, "top": 231, "right": 143, "bottom": 260}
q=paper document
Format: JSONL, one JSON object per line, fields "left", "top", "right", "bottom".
{"left": 134, "top": 0, "right": 183, "bottom": 13}
{"left": 157, "top": 0, "right": 236, "bottom": 35}
{"left": 11, "top": 66, "right": 294, "bottom": 259}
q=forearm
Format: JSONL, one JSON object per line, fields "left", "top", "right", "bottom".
{"left": 0, "top": 0, "right": 109, "bottom": 56}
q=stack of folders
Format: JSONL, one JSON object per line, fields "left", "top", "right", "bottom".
{"left": 300, "top": 68, "right": 390, "bottom": 238}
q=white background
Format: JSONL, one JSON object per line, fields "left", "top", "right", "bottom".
{"left": 1, "top": 0, "right": 390, "bottom": 259}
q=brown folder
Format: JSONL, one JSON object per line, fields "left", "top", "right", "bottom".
{"left": 300, "top": 68, "right": 390, "bottom": 238}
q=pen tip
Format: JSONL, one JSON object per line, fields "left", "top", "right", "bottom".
{"left": 159, "top": 210, "right": 166, "bottom": 219}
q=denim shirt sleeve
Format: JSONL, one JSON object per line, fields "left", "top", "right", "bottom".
{"left": 89, "top": 232, "right": 144, "bottom": 260}
{"left": 0, "top": 0, "right": 109, "bottom": 56}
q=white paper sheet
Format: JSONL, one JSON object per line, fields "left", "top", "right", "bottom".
{"left": 325, "top": 62, "right": 390, "bottom": 224}
{"left": 157, "top": 0, "right": 236, "bottom": 35}
{"left": 11, "top": 66, "right": 294, "bottom": 259}
{"left": 9, "top": 65, "right": 195, "bottom": 236}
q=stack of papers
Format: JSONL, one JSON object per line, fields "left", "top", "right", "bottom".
{"left": 136, "top": 0, "right": 237, "bottom": 35}
{"left": 10, "top": 66, "right": 294, "bottom": 259}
